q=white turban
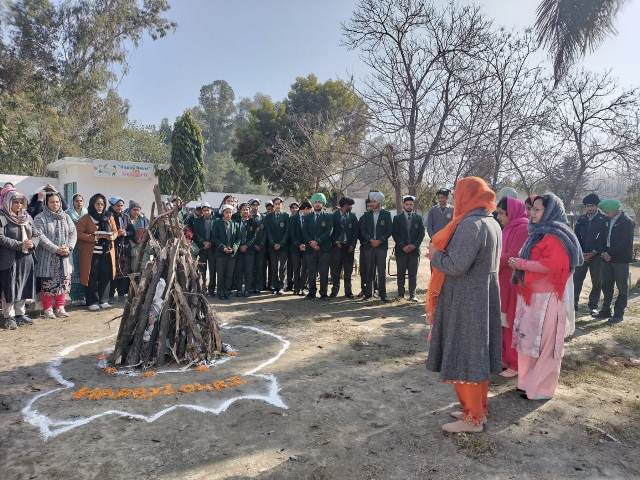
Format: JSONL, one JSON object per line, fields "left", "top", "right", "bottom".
{"left": 368, "top": 191, "right": 385, "bottom": 204}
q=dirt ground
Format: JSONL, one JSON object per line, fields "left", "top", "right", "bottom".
{"left": 1, "top": 256, "right": 639, "bottom": 480}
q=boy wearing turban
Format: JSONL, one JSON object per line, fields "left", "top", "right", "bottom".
{"left": 303, "top": 193, "right": 333, "bottom": 299}
{"left": 359, "top": 192, "right": 392, "bottom": 302}
{"left": 597, "top": 199, "right": 635, "bottom": 324}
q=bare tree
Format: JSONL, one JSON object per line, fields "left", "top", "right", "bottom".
{"left": 343, "top": 0, "right": 493, "bottom": 203}
{"left": 273, "top": 113, "right": 371, "bottom": 198}
{"left": 545, "top": 70, "right": 640, "bottom": 208}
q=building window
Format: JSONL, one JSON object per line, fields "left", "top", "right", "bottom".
{"left": 63, "top": 182, "right": 77, "bottom": 207}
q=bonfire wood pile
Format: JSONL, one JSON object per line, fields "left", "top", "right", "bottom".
{"left": 111, "top": 186, "right": 222, "bottom": 368}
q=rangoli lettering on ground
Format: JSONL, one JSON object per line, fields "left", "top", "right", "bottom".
{"left": 22, "top": 324, "right": 289, "bottom": 440}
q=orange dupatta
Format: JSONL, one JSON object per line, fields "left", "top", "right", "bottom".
{"left": 426, "top": 177, "right": 497, "bottom": 323}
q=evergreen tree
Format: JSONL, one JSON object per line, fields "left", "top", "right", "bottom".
{"left": 167, "top": 112, "right": 206, "bottom": 202}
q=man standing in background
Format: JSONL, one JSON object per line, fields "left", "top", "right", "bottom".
{"left": 425, "top": 188, "right": 453, "bottom": 240}
{"left": 191, "top": 202, "right": 216, "bottom": 296}
{"left": 330, "top": 197, "right": 358, "bottom": 298}
{"left": 286, "top": 201, "right": 300, "bottom": 291}
{"left": 303, "top": 193, "right": 333, "bottom": 300}
{"left": 288, "top": 200, "right": 310, "bottom": 295}
{"left": 265, "top": 197, "right": 289, "bottom": 295}
{"left": 597, "top": 199, "right": 635, "bottom": 324}
{"left": 392, "top": 195, "right": 425, "bottom": 302}
{"left": 573, "top": 193, "right": 608, "bottom": 315}
{"left": 359, "top": 192, "right": 392, "bottom": 302}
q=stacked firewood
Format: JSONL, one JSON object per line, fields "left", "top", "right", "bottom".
{"left": 110, "top": 186, "right": 222, "bottom": 368}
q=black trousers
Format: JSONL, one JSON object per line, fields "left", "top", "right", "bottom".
{"left": 573, "top": 256, "right": 602, "bottom": 309}
{"left": 253, "top": 248, "right": 266, "bottom": 292}
{"left": 264, "top": 249, "right": 272, "bottom": 290}
{"left": 331, "top": 245, "right": 355, "bottom": 295}
{"left": 363, "top": 247, "right": 387, "bottom": 297}
{"left": 235, "top": 252, "right": 255, "bottom": 292}
{"left": 307, "top": 250, "right": 330, "bottom": 295}
{"left": 396, "top": 253, "right": 419, "bottom": 297}
{"left": 216, "top": 254, "right": 236, "bottom": 296}
{"left": 198, "top": 248, "right": 216, "bottom": 294}
{"left": 110, "top": 277, "right": 130, "bottom": 300}
{"left": 286, "top": 252, "right": 294, "bottom": 289}
{"left": 87, "top": 254, "right": 112, "bottom": 306}
{"left": 290, "top": 250, "right": 307, "bottom": 292}
{"left": 601, "top": 262, "right": 629, "bottom": 318}
{"left": 269, "top": 249, "right": 288, "bottom": 290}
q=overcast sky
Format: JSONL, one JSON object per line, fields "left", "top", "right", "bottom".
{"left": 116, "top": 0, "right": 640, "bottom": 126}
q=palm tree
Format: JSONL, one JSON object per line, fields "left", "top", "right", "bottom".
{"left": 535, "top": 0, "right": 629, "bottom": 85}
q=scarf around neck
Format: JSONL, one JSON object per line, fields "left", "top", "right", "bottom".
{"left": 515, "top": 193, "right": 583, "bottom": 287}
{"left": 1, "top": 190, "right": 30, "bottom": 226}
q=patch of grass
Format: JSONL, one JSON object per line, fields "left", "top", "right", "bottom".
{"left": 450, "top": 433, "right": 497, "bottom": 458}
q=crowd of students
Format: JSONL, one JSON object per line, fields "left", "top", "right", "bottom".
{"left": 184, "top": 191, "right": 425, "bottom": 303}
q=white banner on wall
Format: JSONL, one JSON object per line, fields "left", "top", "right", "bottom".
{"left": 92, "top": 160, "right": 155, "bottom": 179}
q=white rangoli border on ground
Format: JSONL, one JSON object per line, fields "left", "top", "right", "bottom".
{"left": 22, "top": 324, "right": 289, "bottom": 440}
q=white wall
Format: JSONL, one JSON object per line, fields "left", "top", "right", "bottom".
{"left": 56, "top": 164, "right": 158, "bottom": 214}
{"left": 0, "top": 174, "right": 59, "bottom": 198}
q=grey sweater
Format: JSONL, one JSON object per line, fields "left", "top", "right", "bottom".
{"left": 33, "top": 211, "right": 77, "bottom": 278}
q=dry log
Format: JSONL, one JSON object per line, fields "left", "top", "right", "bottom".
{"left": 110, "top": 189, "right": 223, "bottom": 369}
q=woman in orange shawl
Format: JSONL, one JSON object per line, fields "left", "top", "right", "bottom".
{"left": 426, "top": 177, "right": 502, "bottom": 433}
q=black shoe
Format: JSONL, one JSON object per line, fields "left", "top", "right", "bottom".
{"left": 284, "top": 286, "right": 293, "bottom": 292}
{"left": 607, "top": 316, "right": 623, "bottom": 325}
{"left": 293, "top": 289, "right": 299, "bottom": 295}
{"left": 596, "top": 310, "right": 611, "bottom": 319}
{"left": 276, "top": 289, "right": 283, "bottom": 295}
{"left": 236, "top": 291, "right": 243, "bottom": 297}
{"left": 320, "top": 294, "right": 329, "bottom": 301}
{"left": 15, "top": 315, "right": 33, "bottom": 325}
{"left": 357, "top": 291, "right": 365, "bottom": 298}
{"left": 243, "top": 291, "right": 250, "bottom": 297}
{"left": 305, "top": 293, "right": 316, "bottom": 300}
{"left": 380, "top": 296, "right": 390, "bottom": 303}
{"left": 344, "top": 293, "right": 354, "bottom": 299}
{"left": 329, "top": 290, "right": 339, "bottom": 298}
{"left": 408, "top": 296, "right": 419, "bottom": 303}
{"left": 2, "top": 317, "right": 17, "bottom": 330}
{"left": 590, "top": 309, "right": 599, "bottom": 317}
{"left": 361, "top": 295, "right": 372, "bottom": 301}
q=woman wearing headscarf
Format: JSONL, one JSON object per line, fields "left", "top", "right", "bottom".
{"left": 34, "top": 192, "right": 77, "bottom": 318}
{"left": 108, "top": 196, "right": 134, "bottom": 302}
{"left": 66, "top": 194, "right": 87, "bottom": 305}
{"left": 508, "top": 193, "right": 583, "bottom": 400}
{"left": 127, "top": 200, "right": 150, "bottom": 273}
{"left": 496, "top": 197, "right": 529, "bottom": 378}
{"left": 426, "top": 177, "right": 502, "bottom": 433}
{"left": 76, "top": 194, "right": 118, "bottom": 311}
{"left": 27, "top": 184, "right": 67, "bottom": 219}
{"left": 0, "top": 190, "right": 40, "bottom": 329}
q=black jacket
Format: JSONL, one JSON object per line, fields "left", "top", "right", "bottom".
{"left": 392, "top": 211, "right": 426, "bottom": 256}
{"left": 574, "top": 211, "right": 608, "bottom": 255}
{"left": 330, "top": 210, "right": 359, "bottom": 249}
{"left": 605, "top": 212, "right": 635, "bottom": 263}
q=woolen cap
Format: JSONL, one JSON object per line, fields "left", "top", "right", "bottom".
{"left": 598, "top": 199, "right": 621, "bottom": 213}
{"left": 582, "top": 193, "right": 601, "bottom": 206}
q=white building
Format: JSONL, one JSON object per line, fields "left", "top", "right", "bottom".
{"left": 1, "top": 157, "right": 168, "bottom": 213}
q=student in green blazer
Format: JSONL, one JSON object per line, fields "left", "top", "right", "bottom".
{"left": 212, "top": 204, "right": 240, "bottom": 300}
{"left": 302, "top": 193, "right": 334, "bottom": 299}
{"left": 249, "top": 199, "right": 267, "bottom": 293}
{"left": 330, "top": 197, "right": 359, "bottom": 298}
{"left": 264, "top": 197, "right": 289, "bottom": 294}
{"left": 235, "top": 203, "right": 258, "bottom": 297}
{"left": 359, "top": 192, "right": 392, "bottom": 302}
{"left": 392, "top": 195, "right": 426, "bottom": 302}
{"left": 288, "top": 201, "right": 311, "bottom": 295}
{"left": 191, "top": 202, "right": 216, "bottom": 296}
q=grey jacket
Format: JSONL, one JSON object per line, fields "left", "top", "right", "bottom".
{"left": 33, "top": 211, "right": 77, "bottom": 278}
{"left": 426, "top": 209, "right": 502, "bottom": 382}
{"left": 425, "top": 204, "right": 454, "bottom": 239}
{"left": 0, "top": 214, "right": 40, "bottom": 271}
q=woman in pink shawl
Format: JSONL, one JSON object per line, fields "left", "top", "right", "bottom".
{"left": 496, "top": 196, "right": 529, "bottom": 377}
